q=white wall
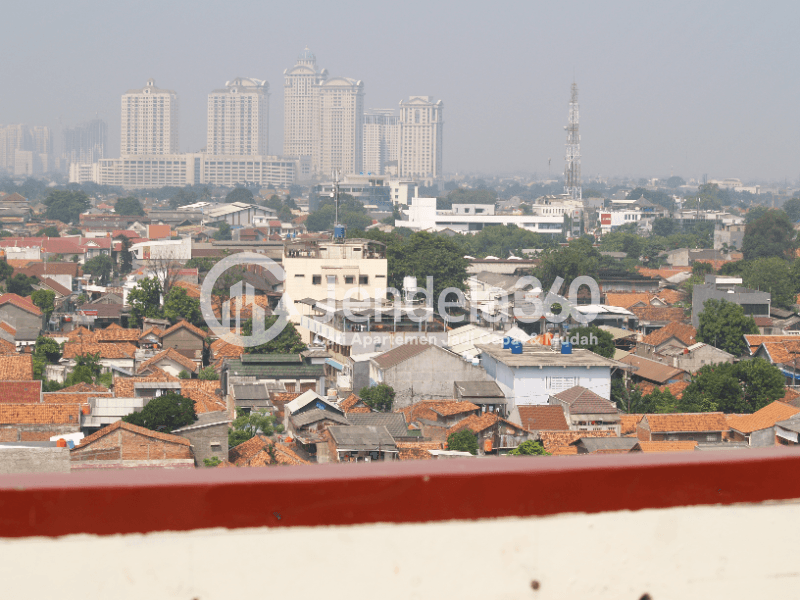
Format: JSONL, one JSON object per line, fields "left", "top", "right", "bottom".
{"left": 2, "top": 501, "right": 799, "bottom": 599}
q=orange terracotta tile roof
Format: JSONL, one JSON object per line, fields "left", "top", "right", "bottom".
{"left": 539, "top": 430, "right": 616, "bottom": 453}
{"left": 95, "top": 326, "right": 141, "bottom": 343}
{"left": 174, "top": 281, "right": 201, "bottom": 298}
{"left": 760, "top": 340, "right": 800, "bottom": 365}
{"left": 0, "top": 293, "right": 41, "bottom": 315}
{"left": 632, "top": 441, "right": 698, "bottom": 453}
{"left": 654, "top": 289, "right": 688, "bottom": 305}
{"left": 727, "top": 401, "right": 800, "bottom": 434}
{"left": 140, "top": 326, "right": 163, "bottom": 339}
{"left": 181, "top": 379, "right": 222, "bottom": 395}
{"left": 636, "top": 266, "right": 692, "bottom": 279}
{"left": 59, "top": 382, "right": 110, "bottom": 393}
{"left": 181, "top": 386, "right": 226, "bottom": 415}
{"left": 229, "top": 435, "right": 310, "bottom": 466}
{"left": 210, "top": 337, "right": 244, "bottom": 360}
{"left": 604, "top": 292, "right": 653, "bottom": 309}
{"left": 517, "top": 405, "right": 569, "bottom": 431}
{"left": 0, "top": 354, "right": 33, "bottom": 379}
{"left": 161, "top": 320, "right": 207, "bottom": 340}
{"left": 643, "top": 412, "right": 728, "bottom": 433}
{"left": 0, "top": 403, "right": 79, "bottom": 425}
{"left": 621, "top": 354, "right": 687, "bottom": 385}
{"left": 640, "top": 321, "right": 697, "bottom": 347}
{"left": 113, "top": 370, "right": 179, "bottom": 397}
{"left": 228, "top": 294, "right": 272, "bottom": 320}
{"left": 744, "top": 335, "right": 800, "bottom": 356}
{"left": 62, "top": 341, "right": 137, "bottom": 360}
{"left": 446, "top": 412, "right": 526, "bottom": 437}
{"left": 779, "top": 387, "right": 800, "bottom": 404}
{"left": 397, "top": 400, "right": 480, "bottom": 424}
{"left": 620, "top": 414, "right": 644, "bottom": 435}
{"left": 137, "top": 348, "right": 199, "bottom": 374}
{"left": 638, "top": 380, "right": 691, "bottom": 400}
{"left": 65, "top": 326, "right": 97, "bottom": 341}
{"left": 42, "top": 391, "right": 111, "bottom": 405}
{"left": 339, "top": 393, "right": 373, "bottom": 413}
{"left": 0, "top": 338, "right": 16, "bottom": 355}
{"left": 72, "top": 420, "right": 191, "bottom": 451}
{"left": 550, "top": 445, "right": 579, "bottom": 455}
{"left": 0, "top": 321, "right": 16, "bottom": 336}
{"left": 396, "top": 441, "right": 443, "bottom": 460}
{"left": 270, "top": 392, "right": 302, "bottom": 417}
{"left": 630, "top": 306, "right": 686, "bottom": 323}
{"left": 0, "top": 381, "right": 41, "bottom": 403}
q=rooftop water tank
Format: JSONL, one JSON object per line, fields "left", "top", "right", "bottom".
{"left": 334, "top": 225, "right": 345, "bottom": 238}
{"left": 561, "top": 341, "right": 572, "bottom": 354}
{"left": 503, "top": 337, "right": 512, "bottom": 350}
{"left": 511, "top": 340, "right": 523, "bottom": 354}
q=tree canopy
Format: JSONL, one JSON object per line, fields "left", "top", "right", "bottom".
{"left": 127, "top": 277, "right": 163, "bottom": 325}
{"left": 359, "top": 384, "right": 394, "bottom": 412}
{"left": 742, "top": 210, "right": 796, "bottom": 261}
{"left": 36, "top": 226, "right": 59, "bottom": 238}
{"left": 30, "top": 289, "right": 55, "bottom": 320}
{"left": 782, "top": 198, "right": 800, "bottom": 223}
{"left": 447, "top": 429, "right": 478, "bottom": 455}
{"left": 508, "top": 440, "right": 550, "bottom": 456}
{"left": 741, "top": 257, "right": 797, "bottom": 309}
{"left": 6, "top": 273, "right": 37, "bottom": 296}
{"left": 681, "top": 359, "right": 785, "bottom": 413}
{"left": 123, "top": 392, "right": 197, "bottom": 432}
{"left": 213, "top": 222, "right": 232, "bottom": 240}
{"left": 387, "top": 231, "right": 469, "bottom": 301}
{"left": 243, "top": 315, "right": 307, "bottom": 354}
{"left": 306, "top": 197, "right": 371, "bottom": 232}
{"left": 114, "top": 196, "right": 145, "bottom": 216}
{"left": 566, "top": 325, "right": 615, "bottom": 358}
{"left": 83, "top": 254, "right": 114, "bottom": 285}
{"left": 43, "top": 190, "right": 91, "bottom": 224}
{"left": 228, "top": 410, "right": 282, "bottom": 448}
{"left": 696, "top": 299, "right": 758, "bottom": 356}
{"left": 163, "top": 286, "right": 203, "bottom": 326}
{"left": 225, "top": 187, "right": 254, "bottom": 204}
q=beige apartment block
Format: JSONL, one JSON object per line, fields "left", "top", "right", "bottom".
{"left": 121, "top": 79, "right": 179, "bottom": 156}
{"left": 398, "top": 96, "right": 443, "bottom": 186}
{"left": 207, "top": 78, "right": 269, "bottom": 156}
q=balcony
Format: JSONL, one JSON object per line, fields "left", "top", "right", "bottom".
{"left": 1, "top": 448, "right": 799, "bottom": 597}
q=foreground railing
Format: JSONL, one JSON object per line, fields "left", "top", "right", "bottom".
{"left": 2, "top": 447, "right": 800, "bottom": 598}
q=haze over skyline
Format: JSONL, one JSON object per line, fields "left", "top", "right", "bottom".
{"left": 2, "top": 0, "right": 798, "bottom": 182}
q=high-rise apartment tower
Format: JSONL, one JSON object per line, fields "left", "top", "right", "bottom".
{"left": 397, "top": 96, "right": 443, "bottom": 185}
{"left": 121, "top": 79, "right": 179, "bottom": 155}
{"left": 63, "top": 119, "right": 107, "bottom": 165}
{"left": 207, "top": 78, "right": 269, "bottom": 156}
{"left": 362, "top": 109, "right": 398, "bottom": 175}
{"left": 283, "top": 48, "right": 327, "bottom": 159}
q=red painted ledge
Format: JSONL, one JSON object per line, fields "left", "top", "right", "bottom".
{"left": 0, "top": 447, "right": 798, "bottom": 539}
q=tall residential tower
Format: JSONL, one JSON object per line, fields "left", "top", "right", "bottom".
{"left": 283, "top": 47, "right": 327, "bottom": 160}
{"left": 362, "top": 109, "right": 399, "bottom": 175}
{"left": 313, "top": 77, "right": 364, "bottom": 176}
{"left": 207, "top": 78, "right": 269, "bottom": 156}
{"left": 63, "top": 119, "right": 107, "bottom": 165}
{"left": 121, "top": 79, "right": 179, "bottom": 155}
{"left": 398, "top": 96, "right": 443, "bottom": 185}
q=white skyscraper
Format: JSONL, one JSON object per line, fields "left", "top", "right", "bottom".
{"left": 362, "top": 109, "right": 398, "bottom": 175}
{"left": 121, "top": 79, "right": 179, "bottom": 155}
{"left": 63, "top": 119, "right": 107, "bottom": 165}
{"left": 284, "top": 47, "right": 327, "bottom": 160}
{"left": 313, "top": 77, "right": 364, "bottom": 176}
{"left": 207, "top": 78, "right": 269, "bottom": 156}
{"left": 0, "top": 124, "right": 52, "bottom": 174}
{"left": 398, "top": 96, "right": 443, "bottom": 185}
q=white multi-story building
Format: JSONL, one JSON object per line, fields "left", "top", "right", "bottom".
{"left": 283, "top": 238, "right": 388, "bottom": 323}
{"left": 313, "top": 77, "right": 364, "bottom": 176}
{"left": 398, "top": 96, "right": 443, "bottom": 185}
{"left": 0, "top": 124, "right": 51, "bottom": 173}
{"left": 207, "top": 78, "right": 269, "bottom": 156}
{"left": 92, "top": 154, "right": 296, "bottom": 189}
{"left": 284, "top": 47, "right": 327, "bottom": 160}
{"left": 121, "top": 79, "right": 179, "bottom": 156}
{"left": 399, "top": 198, "right": 564, "bottom": 235}
{"left": 362, "top": 109, "right": 398, "bottom": 175}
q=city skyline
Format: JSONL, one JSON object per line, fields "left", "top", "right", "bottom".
{"left": 1, "top": 1, "right": 799, "bottom": 181}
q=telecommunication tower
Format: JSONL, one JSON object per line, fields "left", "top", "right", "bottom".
{"left": 564, "top": 83, "right": 581, "bottom": 201}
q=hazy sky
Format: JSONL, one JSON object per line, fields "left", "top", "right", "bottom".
{"left": 3, "top": 0, "right": 799, "bottom": 182}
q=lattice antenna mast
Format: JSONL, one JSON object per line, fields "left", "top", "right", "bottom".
{"left": 564, "top": 83, "right": 581, "bottom": 201}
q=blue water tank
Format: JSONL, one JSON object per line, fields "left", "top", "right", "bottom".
{"left": 511, "top": 341, "right": 523, "bottom": 354}
{"left": 502, "top": 337, "right": 512, "bottom": 350}
{"left": 561, "top": 341, "right": 572, "bottom": 354}
{"left": 334, "top": 225, "right": 345, "bottom": 238}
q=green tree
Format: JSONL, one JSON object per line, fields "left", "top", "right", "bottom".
{"left": 228, "top": 410, "right": 282, "bottom": 447}
{"left": 696, "top": 299, "right": 759, "bottom": 356}
{"left": 169, "top": 188, "right": 198, "bottom": 209}
{"left": 447, "top": 429, "right": 479, "bottom": 455}
{"left": 66, "top": 365, "right": 94, "bottom": 386}
{"left": 177, "top": 370, "right": 190, "bottom": 379}
{"left": 665, "top": 176, "right": 686, "bottom": 188}
{"left": 36, "top": 226, "right": 59, "bottom": 237}
{"left": 213, "top": 222, "right": 232, "bottom": 240}
{"left": 534, "top": 237, "right": 602, "bottom": 292}
{"left": 0, "top": 260, "right": 12, "bottom": 282}
{"left": 508, "top": 440, "right": 550, "bottom": 456}
{"left": 114, "top": 196, "right": 145, "bottom": 216}
{"left": 651, "top": 218, "right": 677, "bottom": 237}
{"left": 127, "top": 277, "right": 164, "bottom": 326}
{"left": 741, "top": 257, "right": 796, "bottom": 309}
{"left": 742, "top": 210, "right": 796, "bottom": 260}
{"left": 745, "top": 205, "right": 770, "bottom": 223}
{"left": 74, "top": 352, "right": 102, "bottom": 379}
{"left": 681, "top": 359, "right": 784, "bottom": 413}
{"left": 6, "top": 273, "right": 37, "bottom": 296}
{"left": 83, "top": 254, "right": 114, "bottom": 285}
{"left": 225, "top": 187, "right": 254, "bottom": 204}
{"left": 359, "top": 384, "right": 394, "bottom": 412}
{"left": 640, "top": 387, "right": 681, "bottom": 413}
{"left": 306, "top": 197, "right": 371, "bottom": 232}
{"left": 198, "top": 366, "right": 219, "bottom": 380}
{"left": 465, "top": 224, "right": 554, "bottom": 258}
{"left": 243, "top": 315, "right": 307, "bottom": 354}
{"left": 278, "top": 204, "right": 294, "bottom": 222}
{"left": 43, "top": 190, "right": 91, "bottom": 224}
{"left": 203, "top": 456, "right": 222, "bottom": 467}
{"left": 30, "top": 289, "right": 55, "bottom": 320}
{"left": 782, "top": 198, "right": 800, "bottom": 223}
{"left": 625, "top": 187, "right": 674, "bottom": 210}
{"left": 116, "top": 235, "right": 133, "bottom": 274}
{"left": 123, "top": 392, "right": 197, "bottom": 432}
{"left": 388, "top": 231, "right": 469, "bottom": 301}
{"left": 566, "top": 325, "right": 615, "bottom": 358}
{"left": 163, "top": 286, "right": 203, "bottom": 326}
{"left": 33, "top": 335, "right": 62, "bottom": 363}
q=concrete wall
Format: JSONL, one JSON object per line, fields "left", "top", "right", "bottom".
{"left": 750, "top": 427, "right": 776, "bottom": 448}
{"left": 692, "top": 284, "right": 770, "bottom": 328}
{"left": 0, "top": 447, "right": 70, "bottom": 473}
{"left": 0, "top": 303, "right": 43, "bottom": 332}
{"left": 0, "top": 424, "right": 79, "bottom": 442}
{"left": 177, "top": 421, "right": 228, "bottom": 467}
{"left": 372, "top": 346, "right": 490, "bottom": 409}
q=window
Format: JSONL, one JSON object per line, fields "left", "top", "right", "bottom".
{"left": 295, "top": 274, "right": 305, "bottom": 278}
{"left": 344, "top": 275, "right": 354, "bottom": 284}
{"left": 327, "top": 275, "right": 336, "bottom": 285}
{"left": 312, "top": 275, "right": 321, "bottom": 285}
{"left": 359, "top": 275, "right": 369, "bottom": 284}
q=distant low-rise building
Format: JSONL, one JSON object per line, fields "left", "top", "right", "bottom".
{"left": 692, "top": 275, "right": 770, "bottom": 329}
